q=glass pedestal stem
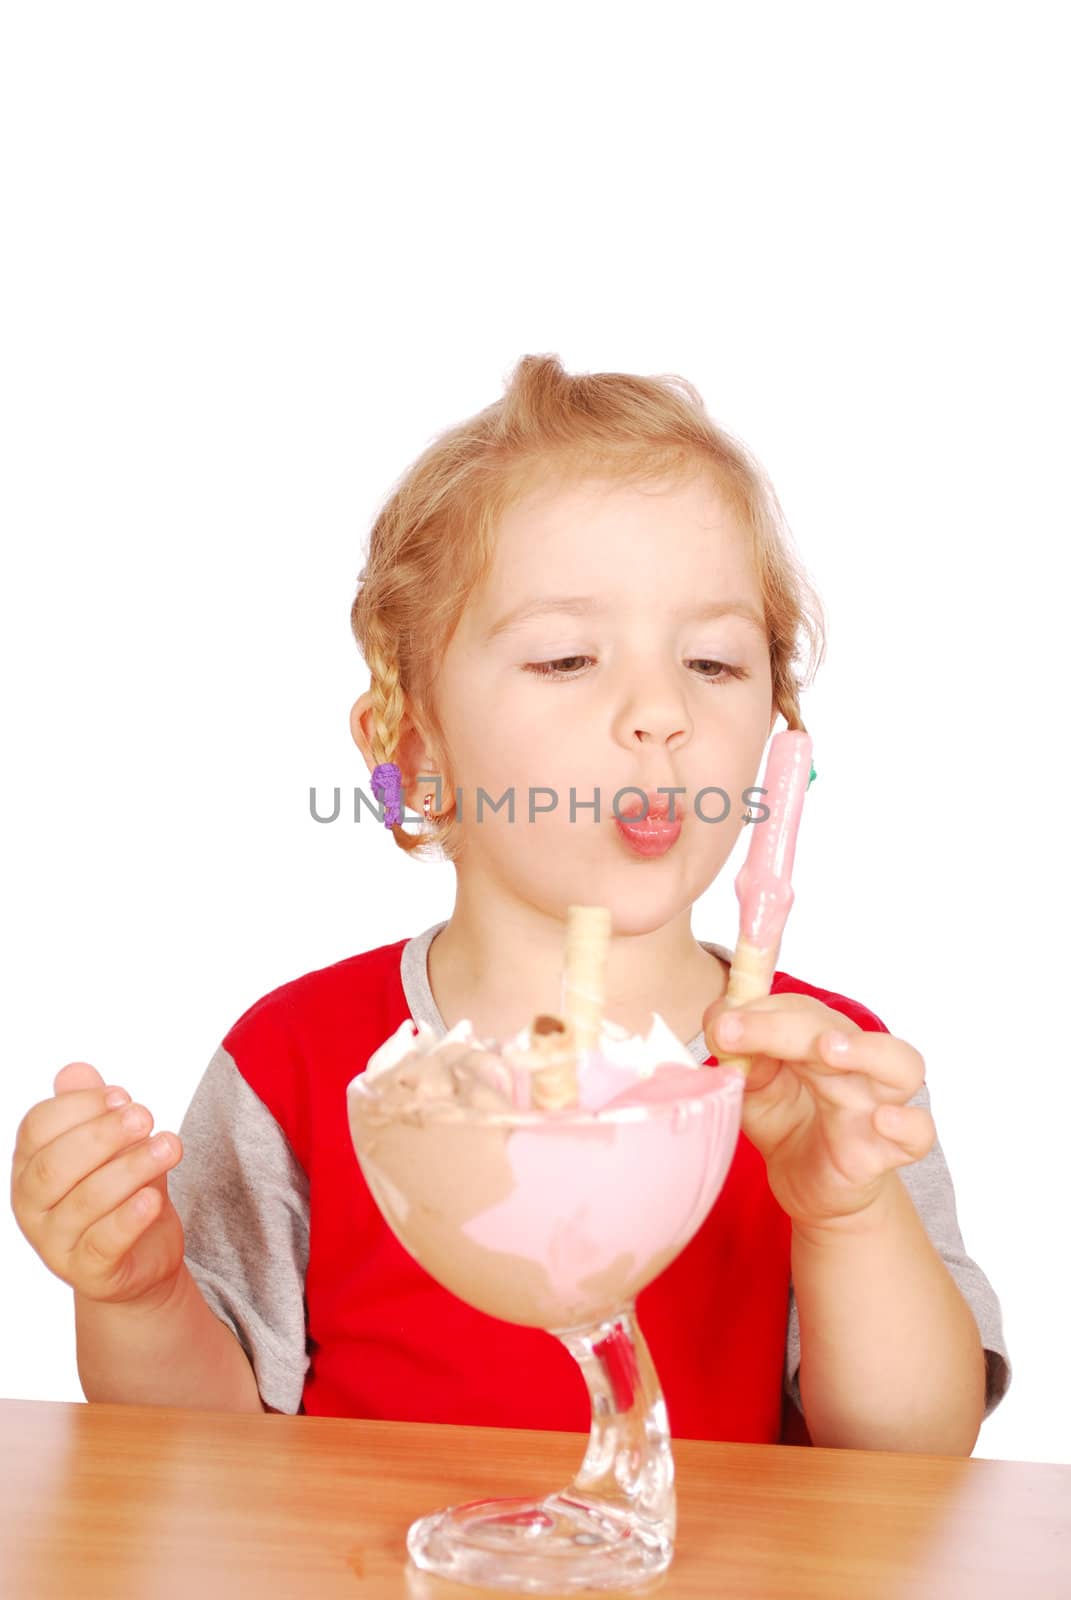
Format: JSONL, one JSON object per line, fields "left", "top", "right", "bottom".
{"left": 555, "top": 1299, "right": 676, "bottom": 1543}
{"left": 404, "top": 1299, "right": 677, "bottom": 1590}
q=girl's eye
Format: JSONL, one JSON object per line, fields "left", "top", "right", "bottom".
{"left": 523, "top": 657, "right": 749, "bottom": 685}
{"left": 524, "top": 656, "right": 592, "bottom": 679}
{"left": 690, "top": 660, "right": 749, "bottom": 685}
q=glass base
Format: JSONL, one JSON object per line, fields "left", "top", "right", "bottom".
{"left": 406, "top": 1490, "right": 672, "bottom": 1593}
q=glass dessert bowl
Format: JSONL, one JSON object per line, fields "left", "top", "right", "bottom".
{"left": 347, "top": 1020, "right": 744, "bottom": 1594}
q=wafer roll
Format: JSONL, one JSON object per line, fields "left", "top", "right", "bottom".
{"left": 528, "top": 1013, "right": 580, "bottom": 1110}
{"left": 561, "top": 904, "right": 611, "bottom": 1052}
{"left": 714, "top": 936, "right": 777, "bottom": 1077}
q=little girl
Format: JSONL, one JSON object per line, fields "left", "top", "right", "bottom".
{"left": 11, "top": 355, "right": 1011, "bottom": 1451}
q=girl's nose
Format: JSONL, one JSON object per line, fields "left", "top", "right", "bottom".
{"left": 632, "top": 725, "right": 685, "bottom": 746}
{"left": 612, "top": 681, "right": 691, "bottom": 749}
{"left": 606, "top": 645, "right": 699, "bottom": 749}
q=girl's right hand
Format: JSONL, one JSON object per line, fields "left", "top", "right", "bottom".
{"left": 10, "top": 1061, "right": 186, "bottom": 1310}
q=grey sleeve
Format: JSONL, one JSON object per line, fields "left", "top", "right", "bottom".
{"left": 784, "top": 1078, "right": 1012, "bottom": 1423}
{"left": 167, "top": 1044, "right": 311, "bottom": 1413}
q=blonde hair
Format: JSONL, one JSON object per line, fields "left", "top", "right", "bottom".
{"left": 350, "top": 353, "right": 826, "bottom": 862}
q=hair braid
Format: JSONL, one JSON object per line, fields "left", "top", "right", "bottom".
{"left": 361, "top": 626, "right": 432, "bottom": 854}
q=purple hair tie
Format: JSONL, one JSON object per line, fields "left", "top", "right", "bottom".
{"left": 370, "top": 762, "right": 403, "bottom": 827}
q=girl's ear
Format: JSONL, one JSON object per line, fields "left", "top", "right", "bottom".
{"left": 348, "top": 692, "right": 441, "bottom": 800}
{"left": 349, "top": 691, "right": 375, "bottom": 762}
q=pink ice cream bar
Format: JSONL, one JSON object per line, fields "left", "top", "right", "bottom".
{"left": 735, "top": 730, "right": 814, "bottom": 949}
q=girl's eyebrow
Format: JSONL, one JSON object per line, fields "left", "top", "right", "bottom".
{"left": 482, "top": 595, "right": 766, "bottom": 642}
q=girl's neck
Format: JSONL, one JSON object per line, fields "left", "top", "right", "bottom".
{"left": 426, "top": 895, "right": 728, "bottom": 1047}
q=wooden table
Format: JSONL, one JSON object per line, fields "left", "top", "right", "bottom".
{"left": 1, "top": 1399, "right": 1068, "bottom": 1599}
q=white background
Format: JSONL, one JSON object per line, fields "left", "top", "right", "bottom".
{"left": 2, "top": 3, "right": 1067, "bottom": 1464}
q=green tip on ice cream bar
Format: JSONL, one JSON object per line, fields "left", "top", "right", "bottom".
{"left": 808, "top": 763, "right": 817, "bottom": 789}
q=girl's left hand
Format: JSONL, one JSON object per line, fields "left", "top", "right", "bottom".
{"left": 702, "top": 993, "right": 936, "bottom": 1232}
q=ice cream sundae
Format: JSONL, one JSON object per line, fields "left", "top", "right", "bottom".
{"left": 345, "top": 732, "right": 814, "bottom": 1592}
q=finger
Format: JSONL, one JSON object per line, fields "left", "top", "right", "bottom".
{"left": 65, "top": 1169, "right": 181, "bottom": 1304}
{"left": 14, "top": 1099, "right": 155, "bottom": 1214}
{"left": 814, "top": 1029, "right": 926, "bottom": 1096}
{"left": 48, "top": 1131, "right": 182, "bottom": 1260}
{"left": 12, "top": 1087, "right": 134, "bottom": 1183}
{"left": 703, "top": 991, "right": 824, "bottom": 1031}
{"left": 74, "top": 1181, "right": 168, "bottom": 1290}
{"left": 702, "top": 993, "right": 827, "bottom": 1056}
{"left": 708, "top": 1002, "right": 847, "bottom": 1064}
{"left": 54, "top": 1062, "right": 107, "bottom": 1095}
{"left": 873, "top": 1103, "right": 936, "bottom": 1164}
{"left": 711, "top": 1008, "right": 925, "bottom": 1095}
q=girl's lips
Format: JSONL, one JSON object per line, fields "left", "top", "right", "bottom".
{"left": 614, "top": 816, "right": 683, "bottom": 857}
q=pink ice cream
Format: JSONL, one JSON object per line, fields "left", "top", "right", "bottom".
{"left": 347, "top": 1013, "right": 744, "bottom": 1331}
{"left": 735, "top": 730, "right": 813, "bottom": 948}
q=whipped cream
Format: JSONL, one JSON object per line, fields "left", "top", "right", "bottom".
{"left": 358, "top": 1009, "right": 698, "bottom": 1116}
{"left": 364, "top": 1015, "right": 481, "bottom": 1082}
